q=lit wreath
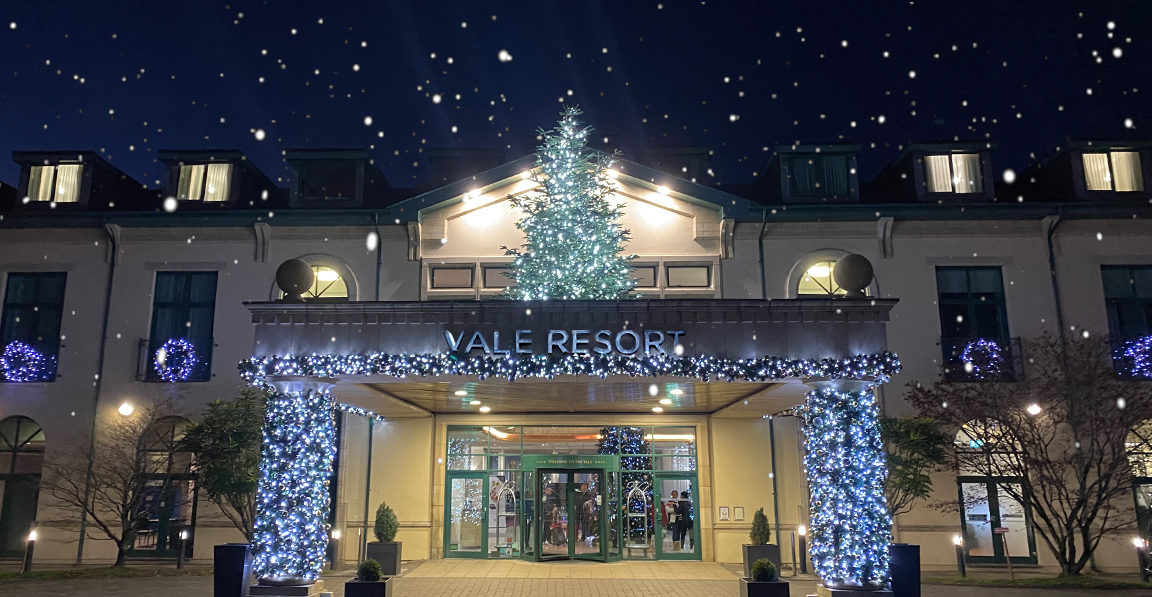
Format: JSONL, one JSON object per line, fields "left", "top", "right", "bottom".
{"left": 154, "top": 338, "right": 198, "bottom": 382}
{"left": 1125, "top": 336, "right": 1152, "bottom": 379}
{"left": 961, "top": 339, "right": 1003, "bottom": 379}
{"left": 1, "top": 341, "right": 45, "bottom": 382}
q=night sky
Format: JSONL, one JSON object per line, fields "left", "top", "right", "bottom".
{"left": 1, "top": 1, "right": 1149, "bottom": 192}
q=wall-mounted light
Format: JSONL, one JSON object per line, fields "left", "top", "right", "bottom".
{"left": 1026, "top": 403, "right": 1042, "bottom": 416}
{"left": 454, "top": 390, "right": 468, "bottom": 396}
{"left": 118, "top": 402, "right": 134, "bottom": 416}
{"left": 479, "top": 406, "right": 491, "bottom": 413}
{"left": 651, "top": 406, "right": 663, "bottom": 413}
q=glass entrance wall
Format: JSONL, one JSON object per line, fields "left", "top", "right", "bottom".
{"left": 445, "top": 425, "right": 699, "bottom": 561}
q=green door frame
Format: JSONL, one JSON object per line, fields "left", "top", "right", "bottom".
{"left": 444, "top": 472, "right": 488, "bottom": 559}
{"left": 957, "top": 476, "right": 1038, "bottom": 565}
{"left": 523, "top": 455, "right": 618, "bottom": 563}
{"left": 654, "top": 473, "right": 701, "bottom": 561}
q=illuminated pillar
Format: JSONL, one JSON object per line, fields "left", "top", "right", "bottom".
{"left": 252, "top": 377, "right": 338, "bottom": 586}
{"left": 802, "top": 378, "right": 892, "bottom": 591}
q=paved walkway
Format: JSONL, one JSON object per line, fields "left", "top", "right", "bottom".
{"left": 4, "top": 561, "right": 1150, "bottom": 597}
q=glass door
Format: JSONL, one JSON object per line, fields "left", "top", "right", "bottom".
{"left": 571, "top": 470, "right": 605, "bottom": 561}
{"left": 538, "top": 470, "right": 570, "bottom": 560}
{"left": 655, "top": 474, "right": 700, "bottom": 560}
{"left": 520, "top": 470, "right": 536, "bottom": 561}
{"left": 445, "top": 472, "right": 487, "bottom": 558}
{"left": 958, "top": 477, "right": 1036, "bottom": 564}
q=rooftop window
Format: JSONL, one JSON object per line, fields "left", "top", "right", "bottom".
{"left": 177, "top": 164, "right": 232, "bottom": 201}
{"left": 26, "top": 164, "right": 82, "bottom": 204}
{"left": 790, "top": 155, "right": 848, "bottom": 195}
{"left": 1083, "top": 151, "right": 1144, "bottom": 192}
{"left": 925, "top": 153, "right": 983, "bottom": 193}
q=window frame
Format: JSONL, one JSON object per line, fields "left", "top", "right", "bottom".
{"left": 787, "top": 154, "right": 850, "bottom": 196}
{"left": 431, "top": 266, "right": 476, "bottom": 290}
{"left": 0, "top": 272, "right": 67, "bottom": 382}
{"left": 145, "top": 271, "right": 218, "bottom": 383}
{"left": 1102, "top": 265, "right": 1152, "bottom": 341}
{"left": 924, "top": 153, "right": 984, "bottom": 195}
{"left": 176, "top": 163, "right": 234, "bottom": 203}
{"left": 26, "top": 163, "right": 84, "bottom": 204}
{"left": 1081, "top": 151, "right": 1146, "bottom": 193}
{"left": 665, "top": 265, "right": 711, "bottom": 289}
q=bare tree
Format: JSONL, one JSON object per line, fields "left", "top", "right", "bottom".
{"left": 906, "top": 331, "right": 1152, "bottom": 576}
{"left": 43, "top": 396, "right": 185, "bottom": 566}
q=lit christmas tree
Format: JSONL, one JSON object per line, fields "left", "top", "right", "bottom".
{"left": 597, "top": 426, "right": 652, "bottom": 542}
{"left": 504, "top": 107, "right": 636, "bottom": 300}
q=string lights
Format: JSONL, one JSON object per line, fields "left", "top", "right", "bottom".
{"left": 1124, "top": 336, "right": 1152, "bottom": 379}
{"left": 503, "top": 106, "right": 638, "bottom": 300}
{"left": 154, "top": 338, "right": 198, "bottom": 382}
{"left": 0, "top": 341, "right": 47, "bottom": 382}
{"left": 960, "top": 338, "right": 1003, "bottom": 380}
{"left": 251, "top": 388, "right": 337, "bottom": 585}
{"left": 802, "top": 385, "right": 891, "bottom": 589}
{"left": 239, "top": 351, "right": 901, "bottom": 385}
{"left": 597, "top": 427, "right": 653, "bottom": 541}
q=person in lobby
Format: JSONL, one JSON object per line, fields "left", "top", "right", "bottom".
{"left": 677, "top": 489, "right": 693, "bottom": 552}
{"left": 664, "top": 490, "right": 680, "bottom": 551}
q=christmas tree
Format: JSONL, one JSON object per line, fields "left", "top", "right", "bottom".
{"left": 597, "top": 426, "right": 653, "bottom": 543}
{"left": 504, "top": 107, "right": 636, "bottom": 300}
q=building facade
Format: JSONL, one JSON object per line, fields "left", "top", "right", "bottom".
{"left": 0, "top": 139, "right": 1150, "bottom": 573}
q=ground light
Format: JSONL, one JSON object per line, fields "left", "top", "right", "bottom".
{"left": 953, "top": 534, "right": 966, "bottom": 577}
{"left": 328, "top": 529, "right": 341, "bottom": 570}
{"left": 177, "top": 529, "right": 188, "bottom": 569}
{"left": 797, "top": 525, "right": 808, "bottom": 574}
{"left": 1135, "top": 537, "right": 1149, "bottom": 582}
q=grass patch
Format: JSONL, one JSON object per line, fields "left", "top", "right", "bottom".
{"left": 0, "top": 566, "right": 213, "bottom": 582}
{"left": 923, "top": 575, "right": 1152, "bottom": 590}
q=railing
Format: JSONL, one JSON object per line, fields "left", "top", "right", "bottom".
{"left": 941, "top": 337, "right": 1024, "bottom": 382}
{"left": 136, "top": 337, "right": 214, "bottom": 382}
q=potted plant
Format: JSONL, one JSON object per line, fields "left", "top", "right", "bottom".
{"left": 345, "top": 558, "right": 392, "bottom": 597}
{"left": 742, "top": 508, "right": 781, "bottom": 578}
{"left": 741, "top": 558, "right": 790, "bottom": 597}
{"left": 365, "top": 502, "right": 402, "bottom": 576}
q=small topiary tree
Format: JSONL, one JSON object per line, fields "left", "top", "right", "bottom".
{"left": 749, "top": 507, "right": 771, "bottom": 545}
{"left": 374, "top": 502, "right": 399, "bottom": 543}
{"left": 357, "top": 558, "right": 382, "bottom": 582}
{"left": 751, "top": 558, "right": 778, "bottom": 582}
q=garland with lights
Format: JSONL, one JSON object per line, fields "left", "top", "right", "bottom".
{"left": 960, "top": 339, "right": 1003, "bottom": 380}
{"left": 0, "top": 341, "right": 47, "bottom": 382}
{"left": 598, "top": 427, "right": 654, "bottom": 542}
{"left": 802, "top": 385, "right": 891, "bottom": 589}
{"left": 252, "top": 388, "right": 337, "bottom": 585}
{"left": 1124, "top": 336, "right": 1152, "bottom": 379}
{"left": 154, "top": 338, "right": 198, "bottom": 382}
{"left": 239, "top": 351, "right": 901, "bottom": 385}
{"left": 503, "top": 106, "right": 637, "bottom": 300}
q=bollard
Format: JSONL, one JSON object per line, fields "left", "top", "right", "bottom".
{"left": 798, "top": 525, "right": 808, "bottom": 575}
{"left": 954, "top": 534, "right": 966, "bottom": 577}
{"left": 21, "top": 529, "right": 36, "bottom": 574}
{"left": 177, "top": 529, "right": 188, "bottom": 569}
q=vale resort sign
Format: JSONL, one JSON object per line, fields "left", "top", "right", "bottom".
{"left": 443, "top": 329, "right": 686, "bottom": 357}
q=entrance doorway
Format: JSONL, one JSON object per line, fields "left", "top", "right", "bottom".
{"left": 536, "top": 469, "right": 605, "bottom": 561}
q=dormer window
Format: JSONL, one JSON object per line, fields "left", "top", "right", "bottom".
{"left": 790, "top": 155, "right": 848, "bottom": 195}
{"left": 1083, "top": 151, "right": 1144, "bottom": 192}
{"left": 177, "top": 164, "right": 232, "bottom": 201}
{"left": 298, "top": 160, "right": 357, "bottom": 200}
{"left": 26, "top": 164, "right": 82, "bottom": 203}
{"left": 925, "top": 153, "right": 983, "bottom": 193}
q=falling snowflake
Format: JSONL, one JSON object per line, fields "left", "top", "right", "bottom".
{"left": 498, "top": 49, "right": 513, "bottom": 62}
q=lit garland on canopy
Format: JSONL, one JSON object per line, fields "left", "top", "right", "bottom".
{"left": 252, "top": 387, "right": 337, "bottom": 585}
{"left": 1124, "top": 336, "right": 1152, "bottom": 379}
{"left": 802, "top": 385, "right": 891, "bottom": 589}
{"left": 154, "top": 338, "right": 198, "bottom": 382}
{"left": 960, "top": 338, "right": 1003, "bottom": 380}
{"left": 0, "top": 341, "right": 46, "bottom": 382}
{"left": 503, "top": 106, "right": 637, "bottom": 300}
{"left": 239, "top": 351, "right": 901, "bottom": 384}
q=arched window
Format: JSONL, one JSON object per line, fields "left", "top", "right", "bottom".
{"left": 788, "top": 250, "right": 875, "bottom": 298}
{"left": 1128, "top": 420, "right": 1152, "bottom": 478}
{"left": 0, "top": 416, "right": 45, "bottom": 556}
{"left": 132, "top": 416, "right": 197, "bottom": 558}
{"left": 954, "top": 419, "right": 1036, "bottom": 565}
{"left": 270, "top": 254, "right": 357, "bottom": 301}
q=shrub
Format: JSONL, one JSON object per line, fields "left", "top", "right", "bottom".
{"left": 357, "top": 558, "right": 382, "bottom": 582}
{"left": 749, "top": 507, "right": 771, "bottom": 545}
{"left": 374, "top": 502, "right": 399, "bottom": 543}
{"left": 751, "top": 558, "right": 778, "bottom": 582}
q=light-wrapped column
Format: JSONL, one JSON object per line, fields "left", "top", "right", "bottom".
{"left": 252, "top": 378, "right": 337, "bottom": 585}
{"left": 803, "top": 380, "right": 891, "bottom": 589}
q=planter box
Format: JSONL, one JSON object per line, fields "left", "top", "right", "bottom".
{"left": 740, "top": 578, "right": 791, "bottom": 597}
{"left": 743, "top": 544, "right": 782, "bottom": 578}
{"left": 213, "top": 543, "right": 252, "bottom": 597}
{"left": 889, "top": 544, "right": 920, "bottom": 597}
{"left": 345, "top": 578, "right": 392, "bottom": 597}
{"left": 365, "top": 541, "right": 402, "bottom": 577}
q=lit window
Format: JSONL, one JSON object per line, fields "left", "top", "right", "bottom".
{"left": 307, "top": 266, "right": 348, "bottom": 299}
{"left": 924, "top": 153, "right": 983, "bottom": 193}
{"left": 27, "top": 164, "right": 82, "bottom": 203}
{"left": 798, "top": 260, "right": 844, "bottom": 296}
{"left": 177, "top": 163, "right": 232, "bottom": 201}
{"left": 1083, "top": 151, "right": 1144, "bottom": 192}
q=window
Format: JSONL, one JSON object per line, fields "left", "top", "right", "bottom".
{"left": 954, "top": 420, "right": 1036, "bottom": 565}
{"left": 798, "top": 260, "right": 844, "bottom": 296}
{"left": 1129, "top": 420, "right": 1152, "bottom": 478}
{"left": 26, "top": 164, "right": 82, "bottom": 203}
{"left": 1083, "top": 151, "right": 1144, "bottom": 192}
{"left": 925, "top": 153, "right": 983, "bottom": 193}
{"left": 1102, "top": 266, "right": 1152, "bottom": 341}
{"left": 482, "top": 267, "right": 515, "bottom": 289}
{"left": 631, "top": 266, "right": 657, "bottom": 288}
{"left": 666, "top": 266, "right": 710, "bottom": 288}
{"left": 148, "top": 272, "right": 217, "bottom": 382}
{"left": 0, "top": 416, "right": 45, "bottom": 556}
{"left": 789, "top": 155, "right": 849, "bottom": 195}
{"left": 432, "top": 267, "right": 475, "bottom": 289}
{"left": 131, "top": 416, "right": 197, "bottom": 558}
{"left": 1, "top": 272, "right": 66, "bottom": 382}
{"left": 306, "top": 266, "right": 348, "bottom": 299}
{"left": 298, "top": 160, "right": 357, "bottom": 199}
{"left": 937, "top": 267, "right": 1015, "bottom": 380}
{"left": 177, "top": 164, "right": 232, "bottom": 202}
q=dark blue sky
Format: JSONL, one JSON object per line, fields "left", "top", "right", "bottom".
{"left": 1, "top": 0, "right": 1148, "bottom": 190}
